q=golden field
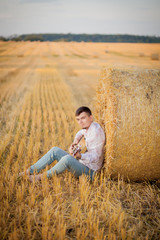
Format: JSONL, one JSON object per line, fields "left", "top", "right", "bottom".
{"left": 0, "top": 41, "right": 160, "bottom": 239}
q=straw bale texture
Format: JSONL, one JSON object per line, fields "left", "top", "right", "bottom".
{"left": 95, "top": 67, "right": 160, "bottom": 181}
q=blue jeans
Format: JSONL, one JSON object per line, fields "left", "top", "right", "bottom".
{"left": 30, "top": 147, "right": 95, "bottom": 181}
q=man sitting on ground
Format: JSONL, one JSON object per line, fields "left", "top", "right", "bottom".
{"left": 20, "top": 106, "right": 105, "bottom": 181}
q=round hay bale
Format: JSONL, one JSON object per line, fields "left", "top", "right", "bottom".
{"left": 139, "top": 53, "right": 145, "bottom": 57}
{"left": 151, "top": 53, "right": 159, "bottom": 60}
{"left": 95, "top": 67, "right": 160, "bottom": 181}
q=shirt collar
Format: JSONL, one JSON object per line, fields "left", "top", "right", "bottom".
{"left": 86, "top": 121, "right": 94, "bottom": 133}
{"left": 81, "top": 122, "right": 94, "bottom": 135}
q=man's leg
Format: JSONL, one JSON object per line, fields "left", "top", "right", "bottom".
{"left": 46, "top": 154, "right": 95, "bottom": 181}
{"left": 29, "top": 147, "right": 68, "bottom": 174}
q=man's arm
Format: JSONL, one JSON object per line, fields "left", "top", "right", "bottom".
{"left": 80, "top": 129, "right": 105, "bottom": 163}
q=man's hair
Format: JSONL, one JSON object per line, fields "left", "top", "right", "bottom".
{"left": 75, "top": 106, "right": 92, "bottom": 116}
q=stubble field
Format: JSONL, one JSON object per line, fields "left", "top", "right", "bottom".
{"left": 0, "top": 41, "right": 160, "bottom": 239}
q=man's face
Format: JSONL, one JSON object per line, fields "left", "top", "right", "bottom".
{"left": 76, "top": 112, "right": 93, "bottom": 129}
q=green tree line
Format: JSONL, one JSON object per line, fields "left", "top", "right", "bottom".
{"left": 1, "top": 33, "right": 160, "bottom": 43}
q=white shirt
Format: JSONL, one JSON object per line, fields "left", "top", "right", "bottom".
{"left": 74, "top": 122, "right": 105, "bottom": 171}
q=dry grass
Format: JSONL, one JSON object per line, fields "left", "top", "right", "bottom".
{"left": 0, "top": 41, "right": 160, "bottom": 239}
{"left": 1, "top": 171, "right": 160, "bottom": 240}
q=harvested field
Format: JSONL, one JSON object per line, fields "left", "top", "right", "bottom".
{"left": 0, "top": 41, "right": 160, "bottom": 239}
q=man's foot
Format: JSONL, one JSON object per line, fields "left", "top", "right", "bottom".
{"left": 18, "top": 168, "right": 30, "bottom": 177}
{"left": 28, "top": 174, "right": 42, "bottom": 182}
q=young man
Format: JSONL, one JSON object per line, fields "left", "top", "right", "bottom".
{"left": 20, "top": 106, "right": 105, "bottom": 181}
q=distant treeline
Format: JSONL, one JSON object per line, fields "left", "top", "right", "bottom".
{"left": 1, "top": 33, "right": 160, "bottom": 43}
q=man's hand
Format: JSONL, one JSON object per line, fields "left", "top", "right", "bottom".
{"left": 74, "top": 151, "right": 81, "bottom": 160}
{"left": 69, "top": 143, "right": 81, "bottom": 159}
{"left": 69, "top": 143, "right": 77, "bottom": 155}
{"left": 69, "top": 139, "right": 80, "bottom": 155}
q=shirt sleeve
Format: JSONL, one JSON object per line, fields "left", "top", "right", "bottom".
{"left": 80, "top": 129, "right": 105, "bottom": 164}
{"left": 74, "top": 130, "right": 84, "bottom": 144}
